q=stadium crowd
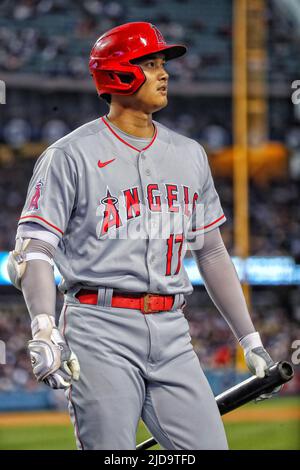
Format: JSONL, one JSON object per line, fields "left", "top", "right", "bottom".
{"left": 0, "top": 0, "right": 298, "bottom": 82}
{"left": 0, "top": 0, "right": 231, "bottom": 81}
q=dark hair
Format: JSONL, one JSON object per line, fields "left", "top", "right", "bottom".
{"left": 131, "top": 52, "right": 166, "bottom": 64}
{"left": 100, "top": 94, "right": 111, "bottom": 105}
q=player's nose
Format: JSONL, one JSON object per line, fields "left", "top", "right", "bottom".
{"left": 158, "top": 64, "right": 169, "bottom": 82}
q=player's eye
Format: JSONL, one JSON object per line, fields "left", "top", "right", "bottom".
{"left": 141, "top": 59, "right": 167, "bottom": 71}
{"left": 146, "top": 61, "right": 155, "bottom": 68}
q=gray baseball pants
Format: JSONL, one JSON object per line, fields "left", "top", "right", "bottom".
{"left": 59, "top": 287, "right": 228, "bottom": 450}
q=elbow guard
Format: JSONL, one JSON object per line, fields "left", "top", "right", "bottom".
{"left": 7, "top": 238, "right": 54, "bottom": 290}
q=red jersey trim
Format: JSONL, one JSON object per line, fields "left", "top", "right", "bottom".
{"left": 194, "top": 214, "right": 226, "bottom": 231}
{"left": 19, "top": 215, "right": 64, "bottom": 235}
{"left": 101, "top": 116, "right": 157, "bottom": 152}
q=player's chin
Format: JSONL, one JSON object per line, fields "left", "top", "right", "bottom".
{"left": 151, "top": 95, "right": 168, "bottom": 112}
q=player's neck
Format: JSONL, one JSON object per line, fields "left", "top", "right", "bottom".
{"left": 106, "top": 107, "right": 154, "bottom": 139}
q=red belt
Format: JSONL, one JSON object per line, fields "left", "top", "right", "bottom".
{"left": 75, "top": 289, "right": 174, "bottom": 314}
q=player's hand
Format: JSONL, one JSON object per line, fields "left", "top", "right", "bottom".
{"left": 28, "top": 314, "right": 80, "bottom": 390}
{"left": 245, "top": 346, "right": 274, "bottom": 378}
{"left": 245, "top": 347, "right": 282, "bottom": 402}
{"left": 239, "top": 333, "right": 281, "bottom": 401}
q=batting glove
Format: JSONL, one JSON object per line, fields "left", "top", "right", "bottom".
{"left": 239, "top": 332, "right": 281, "bottom": 401}
{"left": 28, "top": 314, "right": 80, "bottom": 390}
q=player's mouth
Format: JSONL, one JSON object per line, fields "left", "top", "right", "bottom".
{"left": 157, "top": 85, "right": 168, "bottom": 95}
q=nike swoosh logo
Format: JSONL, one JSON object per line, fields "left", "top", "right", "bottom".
{"left": 98, "top": 158, "right": 115, "bottom": 168}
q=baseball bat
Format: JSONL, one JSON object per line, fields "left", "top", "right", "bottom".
{"left": 136, "top": 360, "right": 294, "bottom": 450}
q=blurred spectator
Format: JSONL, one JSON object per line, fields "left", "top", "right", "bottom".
{"left": 201, "top": 123, "right": 229, "bottom": 151}
{"left": 3, "top": 119, "right": 32, "bottom": 148}
{"left": 213, "top": 345, "right": 232, "bottom": 367}
{"left": 285, "top": 127, "right": 300, "bottom": 149}
{"left": 41, "top": 119, "right": 70, "bottom": 144}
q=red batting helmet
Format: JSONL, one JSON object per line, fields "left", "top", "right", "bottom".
{"left": 89, "top": 22, "right": 187, "bottom": 97}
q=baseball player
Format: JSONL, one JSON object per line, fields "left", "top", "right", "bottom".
{"left": 8, "top": 22, "right": 279, "bottom": 450}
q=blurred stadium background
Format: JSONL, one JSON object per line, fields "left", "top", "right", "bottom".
{"left": 0, "top": 0, "right": 299, "bottom": 450}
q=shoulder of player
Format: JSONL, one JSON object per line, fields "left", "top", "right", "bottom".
{"left": 43, "top": 118, "right": 105, "bottom": 157}
{"left": 154, "top": 121, "right": 205, "bottom": 153}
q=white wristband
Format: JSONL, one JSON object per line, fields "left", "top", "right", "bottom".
{"left": 31, "top": 314, "right": 55, "bottom": 337}
{"left": 26, "top": 253, "right": 54, "bottom": 266}
{"left": 239, "top": 332, "right": 263, "bottom": 353}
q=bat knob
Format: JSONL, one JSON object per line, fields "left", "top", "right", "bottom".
{"left": 278, "top": 361, "right": 294, "bottom": 381}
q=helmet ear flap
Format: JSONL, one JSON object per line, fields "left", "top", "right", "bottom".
{"left": 99, "top": 72, "right": 134, "bottom": 104}
{"left": 91, "top": 63, "right": 146, "bottom": 96}
{"left": 96, "top": 70, "right": 134, "bottom": 87}
{"left": 117, "top": 72, "right": 134, "bottom": 84}
{"left": 107, "top": 71, "right": 134, "bottom": 85}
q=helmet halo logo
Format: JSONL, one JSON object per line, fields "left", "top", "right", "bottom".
{"left": 151, "top": 24, "right": 166, "bottom": 45}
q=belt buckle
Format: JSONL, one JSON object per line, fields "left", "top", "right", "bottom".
{"left": 142, "top": 293, "right": 160, "bottom": 314}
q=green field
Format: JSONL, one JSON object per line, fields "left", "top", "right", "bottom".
{"left": 0, "top": 397, "right": 299, "bottom": 450}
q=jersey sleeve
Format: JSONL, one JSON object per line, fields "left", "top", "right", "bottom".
{"left": 18, "top": 147, "right": 76, "bottom": 238}
{"left": 189, "top": 145, "right": 226, "bottom": 238}
{"left": 16, "top": 222, "right": 60, "bottom": 248}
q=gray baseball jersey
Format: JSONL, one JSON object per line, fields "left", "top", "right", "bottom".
{"left": 18, "top": 116, "right": 225, "bottom": 295}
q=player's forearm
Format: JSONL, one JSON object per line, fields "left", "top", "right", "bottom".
{"left": 8, "top": 238, "right": 57, "bottom": 321}
{"left": 192, "top": 229, "right": 256, "bottom": 340}
{"left": 21, "top": 258, "right": 57, "bottom": 321}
